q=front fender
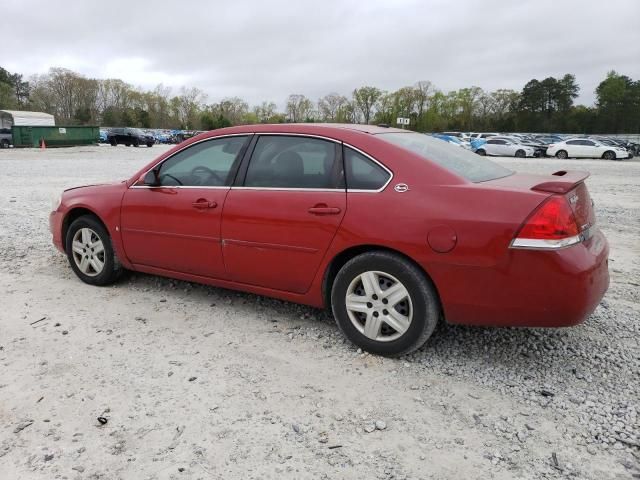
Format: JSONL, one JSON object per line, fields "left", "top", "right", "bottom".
{"left": 58, "top": 183, "right": 133, "bottom": 269}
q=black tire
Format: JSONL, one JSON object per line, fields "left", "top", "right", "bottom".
{"left": 0, "top": 139, "right": 9, "bottom": 148}
{"left": 146, "top": 142, "right": 154, "bottom": 147}
{"left": 110, "top": 138, "right": 117, "bottom": 146}
{"left": 556, "top": 150, "right": 568, "bottom": 159}
{"left": 65, "top": 215, "right": 123, "bottom": 286}
{"left": 331, "top": 251, "right": 440, "bottom": 357}
{"left": 515, "top": 149, "right": 526, "bottom": 158}
{"left": 133, "top": 138, "right": 140, "bottom": 147}
{"left": 602, "top": 150, "right": 616, "bottom": 161}
{"left": 476, "top": 149, "right": 486, "bottom": 156}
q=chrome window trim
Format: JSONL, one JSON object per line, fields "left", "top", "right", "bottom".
{"left": 252, "top": 132, "right": 342, "bottom": 143}
{"left": 131, "top": 131, "right": 395, "bottom": 193}
{"left": 129, "top": 133, "right": 250, "bottom": 189}
{"left": 231, "top": 186, "right": 343, "bottom": 192}
{"left": 130, "top": 185, "right": 231, "bottom": 190}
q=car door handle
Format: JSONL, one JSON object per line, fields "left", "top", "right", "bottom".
{"left": 192, "top": 199, "right": 217, "bottom": 209}
{"left": 308, "top": 205, "right": 341, "bottom": 215}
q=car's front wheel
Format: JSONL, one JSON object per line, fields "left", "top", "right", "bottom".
{"left": 602, "top": 150, "right": 616, "bottom": 160}
{"left": 555, "top": 150, "right": 568, "bottom": 159}
{"left": 476, "top": 148, "right": 486, "bottom": 156}
{"left": 515, "top": 149, "right": 526, "bottom": 158}
{"left": 331, "top": 251, "right": 440, "bottom": 356}
{"left": 65, "top": 215, "right": 123, "bottom": 286}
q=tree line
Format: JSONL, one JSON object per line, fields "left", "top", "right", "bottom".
{"left": 1, "top": 66, "right": 639, "bottom": 133}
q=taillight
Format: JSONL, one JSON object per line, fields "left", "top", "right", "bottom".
{"left": 511, "top": 196, "right": 581, "bottom": 249}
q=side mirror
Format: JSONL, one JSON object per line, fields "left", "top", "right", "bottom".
{"left": 143, "top": 170, "right": 160, "bottom": 186}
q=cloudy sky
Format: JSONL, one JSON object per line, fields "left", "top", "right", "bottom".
{"left": 3, "top": 0, "right": 639, "bottom": 107}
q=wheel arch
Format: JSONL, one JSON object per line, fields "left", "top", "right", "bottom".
{"left": 61, "top": 207, "right": 108, "bottom": 252}
{"left": 321, "top": 244, "right": 443, "bottom": 313}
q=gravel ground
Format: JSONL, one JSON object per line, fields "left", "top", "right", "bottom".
{"left": 0, "top": 145, "right": 638, "bottom": 479}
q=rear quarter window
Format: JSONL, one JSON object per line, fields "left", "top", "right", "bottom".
{"left": 344, "top": 147, "right": 390, "bottom": 190}
{"left": 378, "top": 132, "right": 512, "bottom": 183}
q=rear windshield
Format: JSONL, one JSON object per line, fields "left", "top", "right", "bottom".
{"left": 377, "top": 132, "right": 512, "bottom": 182}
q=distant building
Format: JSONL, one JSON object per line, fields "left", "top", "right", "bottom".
{"left": 0, "top": 110, "right": 55, "bottom": 128}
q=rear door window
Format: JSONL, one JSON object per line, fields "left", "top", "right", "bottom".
{"left": 244, "top": 135, "right": 341, "bottom": 189}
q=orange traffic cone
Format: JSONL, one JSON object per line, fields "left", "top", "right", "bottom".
{"left": 40, "top": 138, "right": 46, "bottom": 150}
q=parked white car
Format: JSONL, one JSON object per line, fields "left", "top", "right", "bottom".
{"left": 474, "top": 138, "right": 536, "bottom": 157}
{"left": 546, "top": 138, "right": 630, "bottom": 160}
{"left": 470, "top": 132, "right": 499, "bottom": 139}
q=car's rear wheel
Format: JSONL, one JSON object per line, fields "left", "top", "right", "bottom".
{"left": 110, "top": 138, "right": 117, "bottom": 146}
{"left": 65, "top": 215, "right": 122, "bottom": 286}
{"left": 476, "top": 149, "right": 486, "bottom": 156}
{"left": 0, "top": 139, "right": 9, "bottom": 148}
{"left": 515, "top": 149, "right": 526, "bottom": 158}
{"left": 146, "top": 142, "right": 153, "bottom": 147}
{"left": 556, "top": 150, "right": 568, "bottom": 159}
{"left": 331, "top": 251, "right": 440, "bottom": 357}
{"left": 602, "top": 150, "right": 616, "bottom": 160}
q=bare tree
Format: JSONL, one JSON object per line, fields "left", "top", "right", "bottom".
{"left": 318, "top": 93, "right": 348, "bottom": 122}
{"left": 215, "top": 97, "right": 249, "bottom": 125}
{"left": 413, "top": 81, "right": 433, "bottom": 121}
{"left": 286, "top": 94, "right": 313, "bottom": 122}
{"left": 174, "top": 86, "right": 207, "bottom": 128}
{"left": 253, "top": 101, "right": 278, "bottom": 123}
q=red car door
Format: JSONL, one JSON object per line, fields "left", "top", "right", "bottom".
{"left": 221, "top": 135, "right": 346, "bottom": 293}
{"left": 120, "top": 135, "right": 250, "bottom": 277}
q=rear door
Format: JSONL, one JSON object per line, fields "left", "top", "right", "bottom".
{"left": 581, "top": 139, "right": 598, "bottom": 158}
{"left": 485, "top": 139, "right": 504, "bottom": 156}
{"left": 221, "top": 134, "right": 346, "bottom": 293}
{"left": 120, "top": 135, "right": 250, "bottom": 277}
{"left": 565, "top": 139, "right": 583, "bottom": 157}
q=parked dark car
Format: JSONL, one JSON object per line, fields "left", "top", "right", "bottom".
{"left": 107, "top": 128, "right": 154, "bottom": 147}
{"left": 0, "top": 127, "right": 12, "bottom": 148}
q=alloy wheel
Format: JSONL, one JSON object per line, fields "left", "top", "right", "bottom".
{"left": 71, "top": 227, "right": 105, "bottom": 277}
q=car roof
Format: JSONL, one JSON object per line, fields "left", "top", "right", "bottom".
{"left": 199, "top": 123, "right": 408, "bottom": 138}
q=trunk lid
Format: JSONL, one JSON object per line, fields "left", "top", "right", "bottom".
{"left": 481, "top": 170, "right": 596, "bottom": 236}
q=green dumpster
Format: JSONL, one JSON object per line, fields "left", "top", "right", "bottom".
{"left": 11, "top": 126, "right": 99, "bottom": 147}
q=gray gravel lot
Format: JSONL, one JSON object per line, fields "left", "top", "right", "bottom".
{"left": 0, "top": 145, "right": 638, "bottom": 479}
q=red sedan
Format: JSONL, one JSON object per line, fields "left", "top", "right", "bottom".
{"left": 50, "top": 124, "right": 609, "bottom": 356}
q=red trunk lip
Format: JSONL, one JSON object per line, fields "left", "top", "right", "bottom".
{"left": 531, "top": 170, "right": 590, "bottom": 194}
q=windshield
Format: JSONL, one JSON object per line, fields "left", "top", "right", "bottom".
{"left": 378, "top": 132, "right": 513, "bottom": 182}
